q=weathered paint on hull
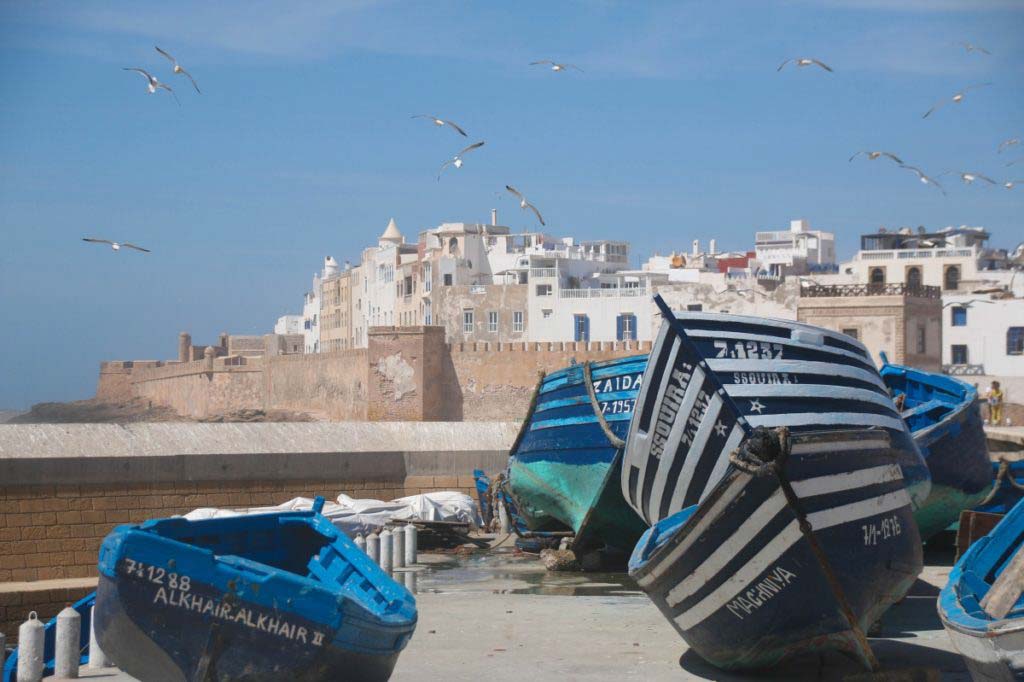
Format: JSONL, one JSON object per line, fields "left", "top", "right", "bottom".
{"left": 508, "top": 355, "right": 648, "bottom": 550}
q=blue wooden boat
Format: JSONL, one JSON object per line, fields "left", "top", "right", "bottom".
{"left": 94, "top": 496, "right": 416, "bottom": 681}
{"left": 626, "top": 298, "right": 923, "bottom": 670}
{"left": 622, "top": 306, "right": 930, "bottom": 526}
{"left": 507, "top": 355, "right": 650, "bottom": 552}
{"left": 939, "top": 497, "right": 1024, "bottom": 679}
{"left": 2, "top": 593, "right": 95, "bottom": 682}
{"left": 879, "top": 359, "right": 992, "bottom": 541}
{"left": 976, "top": 458, "right": 1024, "bottom": 516}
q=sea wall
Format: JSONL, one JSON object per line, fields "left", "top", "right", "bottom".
{"left": 0, "top": 422, "right": 517, "bottom": 588}
{"left": 264, "top": 349, "right": 369, "bottom": 420}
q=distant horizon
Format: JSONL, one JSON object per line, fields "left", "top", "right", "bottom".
{"left": 2, "top": 0, "right": 1021, "bottom": 408}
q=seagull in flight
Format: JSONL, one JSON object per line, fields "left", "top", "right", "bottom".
{"left": 958, "top": 42, "right": 991, "bottom": 55}
{"left": 1006, "top": 158, "right": 1022, "bottom": 167}
{"left": 123, "top": 68, "right": 179, "bottom": 105}
{"left": 940, "top": 171, "right": 997, "bottom": 186}
{"left": 849, "top": 151, "right": 903, "bottom": 164}
{"left": 411, "top": 115, "right": 467, "bottom": 137}
{"left": 505, "top": 185, "right": 545, "bottom": 226}
{"left": 155, "top": 46, "right": 200, "bottom": 93}
{"left": 900, "top": 165, "right": 947, "bottom": 195}
{"left": 1003, "top": 180, "right": 1022, "bottom": 189}
{"left": 530, "top": 60, "right": 583, "bottom": 73}
{"left": 436, "top": 141, "right": 485, "bottom": 180}
{"left": 82, "top": 238, "right": 151, "bottom": 253}
{"left": 922, "top": 83, "right": 991, "bottom": 119}
{"left": 777, "top": 58, "right": 833, "bottom": 72}
{"left": 998, "top": 138, "right": 1020, "bottom": 154}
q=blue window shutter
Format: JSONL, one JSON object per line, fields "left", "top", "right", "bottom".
{"left": 616, "top": 315, "right": 624, "bottom": 341}
{"left": 584, "top": 315, "right": 590, "bottom": 341}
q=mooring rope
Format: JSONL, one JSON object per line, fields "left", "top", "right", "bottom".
{"left": 975, "top": 458, "right": 1024, "bottom": 508}
{"left": 583, "top": 361, "right": 627, "bottom": 450}
{"left": 731, "top": 426, "right": 880, "bottom": 672}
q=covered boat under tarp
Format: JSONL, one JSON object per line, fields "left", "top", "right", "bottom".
{"left": 880, "top": 359, "right": 991, "bottom": 540}
{"left": 507, "top": 355, "right": 649, "bottom": 552}
{"left": 94, "top": 496, "right": 416, "bottom": 682}
{"left": 940, "top": 496, "right": 1024, "bottom": 680}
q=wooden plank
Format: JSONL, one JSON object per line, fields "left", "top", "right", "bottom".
{"left": 980, "top": 543, "right": 1024, "bottom": 620}
{"left": 956, "top": 510, "right": 1004, "bottom": 561}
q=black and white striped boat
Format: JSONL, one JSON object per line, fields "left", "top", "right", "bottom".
{"left": 625, "top": 297, "right": 926, "bottom": 669}
{"left": 621, "top": 301, "right": 931, "bottom": 527}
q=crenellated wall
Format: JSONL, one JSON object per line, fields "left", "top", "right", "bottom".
{"left": 100, "top": 329, "right": 651, "bottom": 422}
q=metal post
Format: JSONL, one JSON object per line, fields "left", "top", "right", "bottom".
{"left": 379, "top": 529, "right": 393, "bottom": 574}
{"left": 366, "top": 532, "right": 380, "bottom": 564}
{"left": 0, "top": 631, "right": 5, "bottom": 674}
{"left": 404, "top": 524, "right": 418, "bottom": 565}
{"left": 354, "top": 534, "right": 366, "bottom": 552}
{"left": 18, "top": 611, "right": 45, "bottom": 682}
{"left": 55, "top": 603, "right": 81, "bottom": 678}
{"left": 393, "top": 526, "right": 405, "bottom": 569}
{"left": 88, "top": 604, "right": 110, "bottom": 669}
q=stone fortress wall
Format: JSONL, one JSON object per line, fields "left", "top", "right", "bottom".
{"left": 98, "top": 327, "right": 653, "bottom": 423}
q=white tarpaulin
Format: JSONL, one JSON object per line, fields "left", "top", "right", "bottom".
{"left": 184, "top": 491, "right": 481, "bottom": 538}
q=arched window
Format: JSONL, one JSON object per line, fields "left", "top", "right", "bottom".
{"left": 906, "top": 267, "right": 922, "bottom": 289}
{"left": 870, "top": 267, "right": 885, "bottom": 285}
{"left": 944, "top": 265, "right": 960, "bottom": 291}
{"left": 448, "top": 237, "right": 459, "bottom": 255}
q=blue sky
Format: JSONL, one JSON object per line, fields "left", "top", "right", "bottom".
{"left": 1, "top": 0, "right": 1022, "bottom": 408}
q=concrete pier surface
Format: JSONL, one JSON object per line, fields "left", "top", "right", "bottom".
{"left": 42, "top": 545, "right": 969, "bottom": 681}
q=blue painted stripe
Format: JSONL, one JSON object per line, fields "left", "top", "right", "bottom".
{"left": 530, "top": 412, "right": 634, "bottom": 431}
{"left": 535, "top": 389, "right": 639, "bottom": 413}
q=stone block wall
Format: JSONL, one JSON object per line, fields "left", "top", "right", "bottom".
{"left": 131, "top": 361, "right": 263, "bottom": 418}
{"left": 264, "top": 349, "right": 368, "bottom": 420}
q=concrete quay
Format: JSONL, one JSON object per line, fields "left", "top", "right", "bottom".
{"left": 23, "top": 547, "right": 968, "bottom": 681}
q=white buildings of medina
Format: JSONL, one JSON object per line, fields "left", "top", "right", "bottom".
{"left": 274, "top": 315, "right": 303, "bottom": 335}
{"left": 754, "top": 219, "right": 837, "bottom": 277}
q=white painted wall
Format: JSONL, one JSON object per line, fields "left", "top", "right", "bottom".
{"left": 943, "top": 294, "right": 1024, "bottom": 377}
{"left": 274, "top": 315, "right": 303, "bottom": 335}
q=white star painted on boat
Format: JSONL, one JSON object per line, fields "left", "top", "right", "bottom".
{"left": 749, "top": 399, "right": 766, "bottom": 414}
{"left": 713, "top": 420, "right": 727, "bottom": 437}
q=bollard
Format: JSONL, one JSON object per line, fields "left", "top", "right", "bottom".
{"left": 498, "top": 500, "right": 511, "bottom": 534}
{"left": 88, "top": 604, "right": 110, "bottom": 669}
{"left": 366, "top": 532, "right": 380, "bottom": 564}
{"left": 354, "top": 534, "right": 366, "bottom": 552}
{"left": 393, "top": 527, "right": 405, "bottom": 569}
{"left": 403, "top": 569, "right": 418, "bottom": 595}
{"left": 18, "top": 611, "right": 45, "bottom": 682}
{"left": 55, "top": 603, "right": 82, "bottom": 678}
{"left": 379, "top": 529, "right": 393, "bottom": 574}
{"left": 404, "top": 524, "right": 418, "bottom": 565}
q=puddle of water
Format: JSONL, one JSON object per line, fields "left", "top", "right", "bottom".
{"left": 413, "top": 549, "right": 644, "bottom": 598}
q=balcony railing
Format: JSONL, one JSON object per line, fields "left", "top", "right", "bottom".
{"left": 530, "top": 268, "right": 557, "bottom": 278}
{"left": 801, "top": 283, "right": 941, "bottom": 299}
{"left": 943, "top": 364, "right": 985, "bottom": 376}
{"left": 855, "top": 247, "right": 975, "bottom": 261}
{"left": 559, "top": 287, "right": 647, "bottom": 299}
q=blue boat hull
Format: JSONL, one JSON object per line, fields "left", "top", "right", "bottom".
{"left": 881, "top": 363, "right": 991, "bottom": 540}
{"left": 630, "top": 429, "right": 922, "bottom": 670}
{"left": 508, "top": 356, "right": 649, "bottom": 551}
{"left": 94, "top": 503, "right": 415, "bottom": 682}
{"left": 940, "top": 498, "right": 1024, "bottom": 680}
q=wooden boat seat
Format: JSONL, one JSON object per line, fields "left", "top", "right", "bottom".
{"left": 900, "top": 399, "right": 948, "bottom": 421}
{"left": 981, "top": 544, "right": 1024, "bottom": 620}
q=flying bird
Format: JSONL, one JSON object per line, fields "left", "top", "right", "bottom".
{"left": 82, "top": 238, "right": 151, "bottom": 253}
{"left": 998, "top": 138, "right": 1020, "bottom": 153}
{"left": 436, "top": 141, "right": 485, "bottom": 180}
{"left": 123, "top": 68, "right": 179, "bottom": 105}
{"left": 777, "top": 58, "right": 833, "bottom": 72}
{"left": 505, "top": 185, "right": 545, "bottom": 226}
{"left": 1004, "top": 180, "right": 1022, "bottom": 189}
{"left": 958, "top": 42, "right": 991, "bottom": 55}
{"left": 922, "top": 83, "right": 991, "bottom": 119}
{"left": 411, "top": 115, "right": 467, "bottom": 137}
{"left": 940, "top": 171, "right": 997, "bottom": 186}
{"left": 1006, "top": 158, "right": 1022, "bottom": 167}
{"left": 900, "top": 165, "right": 947, "bottom": 195}
{"left": 849, "top": 151, "right": 903, "bottom": 164}
{"left": 155, "top": 46, "right": 200, "bottom": 93}
{"left": 530, "top": 60, "right": 583, "bottom": 73}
